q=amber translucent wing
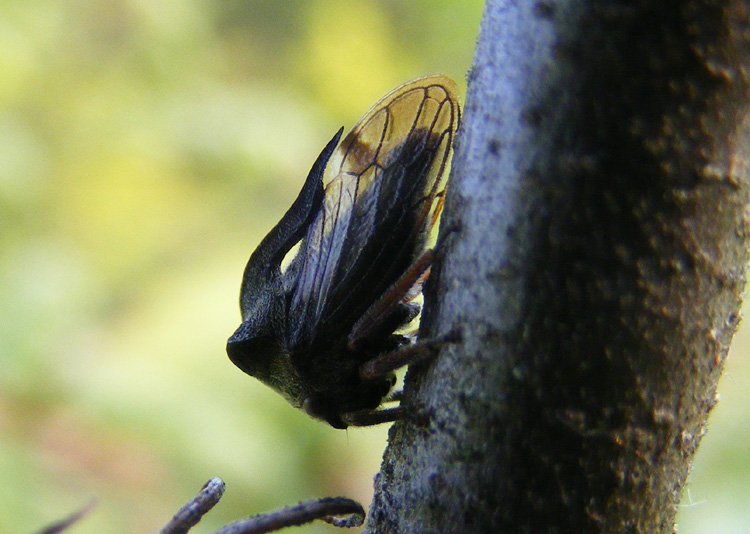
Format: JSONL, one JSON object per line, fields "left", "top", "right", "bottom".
{"left": 287, "top": 75, "right": 460, "bottom": 350}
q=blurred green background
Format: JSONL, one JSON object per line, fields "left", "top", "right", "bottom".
{"left": 0, "top": 2, "right": 746, "bottom": 533}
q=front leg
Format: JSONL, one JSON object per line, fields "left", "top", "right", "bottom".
{"left": 359, "top": 330, "right": 462, "bottom": 380}
{"left": 341, "top": 331, "right": 461, "bottom": 427}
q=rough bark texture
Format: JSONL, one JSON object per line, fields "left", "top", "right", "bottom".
{"left": 366, "top": 1, "right": 750, "bottom": 533}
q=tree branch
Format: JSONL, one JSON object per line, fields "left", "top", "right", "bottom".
{"left": 367, "top": 1, "right": 750, "bottom": 532}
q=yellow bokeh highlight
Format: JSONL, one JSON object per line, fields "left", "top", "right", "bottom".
{"left": 298, "top": 0, "right": 413, "bottom": 118}
{"left": 54, "top": 149, "right": 196, "bottom": 275}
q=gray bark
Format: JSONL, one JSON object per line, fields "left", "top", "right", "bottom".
{"left": 366, "top": 1, "right": 750, "bottom": 533}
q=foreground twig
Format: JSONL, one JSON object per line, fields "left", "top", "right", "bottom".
{"left": 36, "top": 498, "right": 97, "bottom": 534}
{"left": 212, "top": 497, "right": 365, "bottom": 534}
{"left": 160, "top": 478, "right": 364, "bottom": 534}
{"left": 160, "top": 478, "right": 226, "bottom": 534}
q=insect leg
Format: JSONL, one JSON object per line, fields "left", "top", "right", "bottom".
{"left": 344, "top": 331, "right": 460, "bottom": 427}
{"left": 358, "top": 331, "right": 460, "bottom": 381}
{"left": 347, "top": 249, "right": 435, "bottom": 350}
{"left": 340, "top": 405, "right": 404, "bottom": 427}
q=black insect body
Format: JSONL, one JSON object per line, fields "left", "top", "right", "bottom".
{"left": 227, "top": 76, "right": 460, "bottom": 428}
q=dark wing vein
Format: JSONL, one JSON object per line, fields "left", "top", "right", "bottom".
{"left": 287, "top": 77, "right": 460, "bottom": 352}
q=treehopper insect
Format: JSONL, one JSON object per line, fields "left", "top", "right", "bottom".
{"left": 227, "top": 75, "right": 460, "bottom": 428}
